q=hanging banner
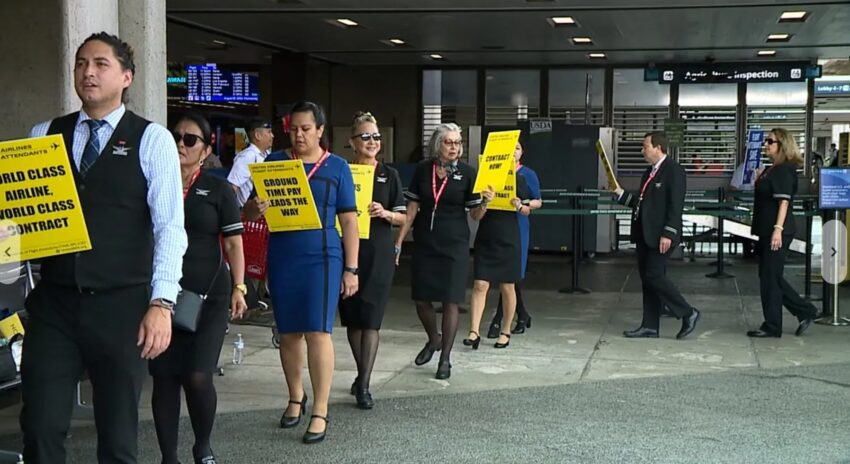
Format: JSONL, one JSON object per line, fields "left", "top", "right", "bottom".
{"left": 742, "top": 130, "right": 765, "bottom": 185}
{"left": 249, "top": 160, "right": 322, "bottom": 232}
{"left": 0, "top": 134, "right": 91, "bottom": 264}
{"left": 473, "top": 130, "right": 521, "bottom": 193}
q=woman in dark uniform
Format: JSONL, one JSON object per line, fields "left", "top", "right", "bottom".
{"left": 395, "top": 123, "right": 493, "bottom": 380}
{"left": 339, "top": 111, "right": 406, "bottom": 409}
{"left": 748, "top": 127, "right": 818, "bottom": 338}
{"left": 150, "top": 113, "right": 248, "bottom": 464}
{"left": 246, "top": 102, "right": 358, "bottom": 444}
{"left": 466, "top": 157, "right": 530, "bottom": 349}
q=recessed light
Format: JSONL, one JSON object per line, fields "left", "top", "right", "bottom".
{"left": 758, "top": 50, "right": 777, "bottom": 56}
{"left": 336, "top": 18, "right": 358, "bottom": 27}
{"left": 389, "top": 38, "right": 405, "bottom": 45}
{"left": 779, "top": 11, "right": 808, "bottom": 22}
{"left": 571, "top": 37, "right": 593, "bottom": 44}
{"left": 767, "top": 33, "right": 792, "bottom": 42}
{"left": 429, "top": 54, "right": 444, "bottom": 60}
{"left": 548, "top": 16, "right": 577, "bottom": 27}
{"left": 588, "top": 53, "right": 607, "bottom": 59}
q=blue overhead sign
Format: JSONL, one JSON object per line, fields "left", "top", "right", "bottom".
{"left": 815, "top": 82, "right": 850, "bottom": 96}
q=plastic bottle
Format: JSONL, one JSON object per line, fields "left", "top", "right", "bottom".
{"left": 232, "top": 333, "right": 244, "bottom": 365}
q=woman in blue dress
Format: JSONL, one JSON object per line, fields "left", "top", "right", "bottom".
{"left": 245, "top": 101, "right": 358, "bottom": 444}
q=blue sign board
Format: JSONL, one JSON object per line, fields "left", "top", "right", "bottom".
{"left": 815, "top": 81, "right": 850, "bottom": 96}
{"left": 743, "top": 130, "right": 765, "bottom": 185}
{"left": 186, "top": 64, "right": 259, "bottom": 102}
{"left": 820, "top": 168, "right": 850, "bottom": 209}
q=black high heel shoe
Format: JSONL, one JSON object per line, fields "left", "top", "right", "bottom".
{"left": 486, "top": 321, "right": 501, "bottom": 339}
{"left": 194, "top": 454, "right": 217, "bottom": 464}
{"left": 435, "top": 361, "right": 452, "bottom": 379}
{"left": 279, "top": 394, "right": 307, "bottom": 428}
{"left": 494, "top": 332, "right": 511, "bottom": 349}
{"left": 303, "top": 415, "right": 329, "bottom": 444}
{"left": 414, "top": 338, "right": 441, "bottom": 366}
{"left": 462, "top": 331, "right": 481, "bottom": 349}
{"left": 349, "top": 377, "right": 358, "bottom": 395}
{"left": 355, "top": 387, "right": 374, "bottom": 410}
{"left": 511, "top": 316, "right": 532, "bottom": 335}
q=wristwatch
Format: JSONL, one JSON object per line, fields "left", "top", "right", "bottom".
{"left": 233, "top": 283, "right": 248, "bottom": 295}
{"left": 344, "top": 266, "right": 359, "bottom": 275}
{"left": 151, "top": 298, "right": 175, "bottom": 314}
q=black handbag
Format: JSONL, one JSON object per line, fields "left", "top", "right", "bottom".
{"left": 173, "top": 253, "right": 222, "bottom": 333}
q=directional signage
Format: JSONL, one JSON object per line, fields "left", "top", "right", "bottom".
{"left": 822, "top": 219, "right": 847, "bottom": 285}
{"left": 645, "top": 62, "right": 820, "bottom": 84}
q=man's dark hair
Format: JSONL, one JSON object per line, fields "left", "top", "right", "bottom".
{"left": 645, "top": 131, "right": 668, "bottom": 154}
{"left": 77, "top": 32, "right": 136, "bottom": 75}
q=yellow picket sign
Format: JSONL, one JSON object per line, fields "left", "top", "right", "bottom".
{"left": 0, "top": 134, "right": 91, "bottom": 264}
{"left": 249, "top": 160, "right": 322, "bottom": 232}
{"left": 335, "top": 164, "right": 374, "bottom": 239}
{"left": 473, "top": 130, "right": 521, "bottom": 193}
{"left": 596, "top": 140, "right": 621, "bottom": 192}
{"left": 488, "top": 166, "right": 517, "bottom": 212}
{"left": 0, "top": 312, "right": 24, "bottom": 338}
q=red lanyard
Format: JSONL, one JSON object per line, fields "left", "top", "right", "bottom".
{"left": 294, "top": 150, "right": 330, "bottom": 180}
{"left": 432, "top": 163, "right": 449, "bottom": 209}
{"left": 639, "top": 166, "right": 660, "bottom": 199}
{"left": 182, "top": 169, "right": 202, "bottom": 200}
{"left": 515, "top": 163, "right": 522, "bottom": 172}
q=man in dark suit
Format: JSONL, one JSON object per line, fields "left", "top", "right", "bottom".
{"left": 614, "top": 132, "right": 700, "bottom": 339}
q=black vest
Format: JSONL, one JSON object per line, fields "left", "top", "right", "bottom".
{"left": 42, "top": 111, "right": 154, "bottom": 290}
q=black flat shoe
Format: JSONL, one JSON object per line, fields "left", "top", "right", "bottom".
{"left": 303, "top": 415, "right": 329, "bottom": 444}
{"left": 462, "top": 331, "right": 481, "bottom": 349}
{"left": 280, "top": 394, "right": 307, "bottom": 428}
{"left": 349, "top": 377, "right": 358, "bottom": 395}
{"left": 747, "top": 329, "right": 781, "bottom": 338}
{"left": 486, "top": 321, "right": 501, "bottom": 339}
{"left": 194, "top": 455, "right": 217, "bottom": 464}
{"left": 511, "top": 316, "right": 532, "bottom": 335}
{"left": 435, "top": 361, "right": 451, "bottom": 379}
{"left": 494, "top": 332, "right": 511, "bottom": 349}
{"left": 795, "top": 317, "right": 815, "bottom": 336}
{"left": 355, "top": 388, "right": 374, "bottom": 410}
{"left": 414, "top": 341, "right": 440, "bottom": 366}
{"left": 623, "top": 327, "right": 659, "bottom": 338}
{"left": 676, "top": 308, "right": 701, "bottom": 340}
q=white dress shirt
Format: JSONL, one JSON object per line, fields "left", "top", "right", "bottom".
{"left": 227, "top": 143, "right": 268, "bottom": 207}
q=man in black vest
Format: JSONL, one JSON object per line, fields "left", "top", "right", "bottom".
{"left": 614, "top": 132, "right": 700, "bottom": 339}
{"left": 20, "top": 32, "right": 187, "bottom": 463}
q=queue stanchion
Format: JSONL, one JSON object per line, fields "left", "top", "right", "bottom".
{"left": 706, "top": 187, "right": 734, "bottom": 279}
{"left": 559, "top": 188, "right": 591, "bottom": 294}
{"left": 803, "top": 200, "right": 820, "bottom": 302}
{"left": 816, "top": 209, "right": 850, "bottom": 326}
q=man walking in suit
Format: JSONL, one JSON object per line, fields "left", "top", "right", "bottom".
{"left": 614, "top": 132, "right": 700, "bottom": 339}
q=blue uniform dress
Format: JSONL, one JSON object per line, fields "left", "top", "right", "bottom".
{"left": 265, "top": 152, "right": 357, "bottom": 333}
{"left": 517, "top": 165, "right": 541, "bottom": 278}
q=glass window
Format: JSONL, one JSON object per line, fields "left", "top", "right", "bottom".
{"left": 549, "top": 69, "right": 605, "bottom": 124}
{"left": 422, "top": 70, "right": 478, "bottom": 156}
{"left": 612, "top": 69, "right": 670, "bottom": 174}
{"left": 484, "top": 69, "right": 540, "bottom": 126}
{"left": 678, "top": 84, "right": 738, "bottom": 175}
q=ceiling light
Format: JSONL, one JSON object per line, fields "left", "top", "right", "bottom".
{"left": 548, "top": 16, "right": 577, "bottom": 26}
{"left": 588, "top": 53, "right": 607, "bottom": 59}
{"left": 779, "top": 11, "right": 808, "bottom": 22}
{"left": 758, "top": 50, "right": 777, "bottom": 56}
{"left": 429, "top": 54, "right": 444, "bottom": 60}
{"left": 389, "top": 38, "right": 405, "bottom": 45}
{"left": 336, "top": 18, "right": 358, "bottom": 27}
{"left": 571, "top": 37, "right": 593, "bottom": 44}
{"left": 767, "top": 33, "right": 792, "bottom": 42}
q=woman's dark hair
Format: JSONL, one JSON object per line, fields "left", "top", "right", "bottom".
{"left": 177, "top": 113, "right": 212, "bottom": 146}
{"left": 77, "top": 32, "right": 136, "bottom": 103}
{"left": 289, "top": 101, "right": 328, "bottom": 149}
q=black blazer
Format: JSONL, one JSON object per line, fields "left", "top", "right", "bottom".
{"left": 751, "top": 162, "right": 797, "bottom": 238}
{"left": 618, "top": 156, "right": 687, "bottom": 247}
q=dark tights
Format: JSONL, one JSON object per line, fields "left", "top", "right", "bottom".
{"left": 347, "top": 328, "right": 380, "bottom": 390}
{"left": 491, "top": 282, "right": 529, "bottom": 326}
{"left": 415, "top": 301, "right": 458, "bottom": 364}
{"left": 152, "top": 372, "right": 217, "bottom": 464}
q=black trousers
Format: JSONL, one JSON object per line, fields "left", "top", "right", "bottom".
{"left": 757, "top": 235, "right": 818, "bottom": 333}
{"left": 20, "top": 282, "right": 149, "bottom": 464}
{"left": 636, "top": 238, "right": 692, "bottom": 330}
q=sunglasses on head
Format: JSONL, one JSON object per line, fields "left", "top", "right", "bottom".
{"left": 173, "top": 132, "right": 206, "bottom": 148}
{"left": 355, "top": 132, "right": 382, "bottom": 142}
{"left": 764, "top": 138, "right": 779, "bottom": 145}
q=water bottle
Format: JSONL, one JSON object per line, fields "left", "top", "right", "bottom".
{"left": 232, "top": 333, "right": 244, "bottom": 365}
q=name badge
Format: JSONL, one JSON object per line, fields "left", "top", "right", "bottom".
{"left": 376, "top": 176, "right": 388, "bottom": 183}
{"left": 195, "top": 188, "right": 210, "bottom": 196}
{"left": 112, "top": 142, "right": 131, "bottom": 156}
{"left": 654, "top": 182, "right": 662, "bottom": 188}
{"left": 452, "top": 174, "right": 463, "bottom": 181}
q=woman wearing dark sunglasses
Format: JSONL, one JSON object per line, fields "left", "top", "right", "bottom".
{"left": 748, "top": 127, "right": 818, "bottom": 338}
{"left": 149, "top": 113, "right": 248, "bottom": 464}
{"left": 339, "top": 111, "right": 406, "bottom": 409}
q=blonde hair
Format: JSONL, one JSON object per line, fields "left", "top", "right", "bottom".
{"left": 351, "top": 111, "right": 378, "bottom": 136}
{"left": 770, "top": 128, "right": 804, "bottom": 166}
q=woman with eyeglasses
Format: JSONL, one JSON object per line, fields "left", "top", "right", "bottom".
{"left": 748, "top": 127, "right": 818, "bottom": 338}
{"left": 395, "top": 123, "right": 493, "bottom": 380}
{"left": 339, "top": 111, "right": 406, "bottom": 409}
{"left": 150, "top": 113, "right": 248, "bottom": 464}
{"left": 244, "top": 101, "right": 358, "bottom": 444}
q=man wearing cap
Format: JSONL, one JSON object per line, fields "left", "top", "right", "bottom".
{"left": 227, "top": 118, "right": 274, "bottom": 207}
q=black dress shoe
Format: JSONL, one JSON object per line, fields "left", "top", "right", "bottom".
{"left": 623, "top": 327, "right": 659, "bottom": 338}
{"left": 795, "top": 317, "right": 815, "bottom": 336}
{"left": 676, "top": 308, "right": 701, "bottom": 340}
{"left": 414, "top": 342, "right": 440, "bottom": 366}
{"left": 303, "top": 415, "right": 328, "bottom": 444}
{"left": 194, "top": 456, "right": 217, "bottom": 464}
{"left": 511, "top": 316, "right": 532, "bottom": 335}
{"left": 747, "top": 329, "right": 781, "bottom": 338}
{"left": 435, "top": 361, "right": 451, "bottom": 379}
{"left": 486, "top": 321, "right": 501, "bottom": 339}
{"left": 355, "top": 388, "right": 374, "bottom": 410}
{"left": 280, "top": 394, "right": 307, "bottom": 428}
{"left": 349, "top": 377, "right": 358, "bottom": 395}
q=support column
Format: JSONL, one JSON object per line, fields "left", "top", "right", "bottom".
{"left": 118, "top": 0, "right": 168, "bottom": 125}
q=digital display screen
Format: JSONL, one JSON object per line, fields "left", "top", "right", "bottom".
{"left": 820, "top": 168, "right": 850, "bottom": 209}
{"left": 186, "top": 64, "right": 259, "bottom": 102}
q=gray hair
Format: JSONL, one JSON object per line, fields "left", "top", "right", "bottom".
{"left": 427, "top": 123, "right": 463, "bottom": 160}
